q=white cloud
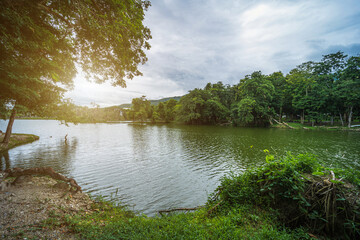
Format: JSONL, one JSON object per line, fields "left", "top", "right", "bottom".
{"left": 66, "top": 0, "right": 360, "bottom": 107}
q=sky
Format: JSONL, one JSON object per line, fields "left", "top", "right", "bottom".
{"left": 65, "top": 0, "right": 360, "bottom": 107}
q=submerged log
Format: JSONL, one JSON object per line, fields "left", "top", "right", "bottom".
{"left": 2, "top": 167, "right": 82, "bottom": 193}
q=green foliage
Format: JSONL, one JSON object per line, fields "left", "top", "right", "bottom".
{"left": 177, "top": 82, "right": 232, "bottom": 124}
{"left": 230, "top": 71, "right": 275, "bottom": 126}
{"left": 175, "top": 51, "right": 359, "bottom": 127}
{"left": 213, "top": 153, "right": 360, "bottom": 238}
{"left": 59, "top": 198, "right": 307, "bottom": 240}
{"left": 119, "top": 96, "right": 180, "bottom": 123}
{"left": 0, "top": 0, "right": 152, "bottom": 137}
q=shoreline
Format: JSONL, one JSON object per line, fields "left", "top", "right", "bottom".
{"left": 8, "top": 118, "right": 360, "bottom": 131}
{"left": 271, "top": 122, "right": 360, "bottom": 131}
{"left": 0, "top": 133, "right": 40, "bottom": 152}
{"left": 1, "top": 154, "right": 359, "bottom": 239}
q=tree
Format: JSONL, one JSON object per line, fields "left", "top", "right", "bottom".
{"left": 157, "top": 102, "right": 166, "bottom": 120}
{"left": 336, "top": 56, "right": 360, "bottom": 127}
{"left": 164, "top": 99, "right": 177, "bottom": 122}
{"left": 313, "top": 52, "right": 347, "bottom": 125}
{"left": 267, "top": 72, "right": 287, "bottom": 122}
{"left": 177, "top": 89, "right": 211, "bottom": 124}
{"left": 286, "top": 63, "right": 315, "bottom": 124}
{"left": 0, "top": 0, "right": 151, "bottom": 144}
{"left": 233, "top": 71, "right": 275, "bottom": 126}
{"left": 131, "top": 96, "right": 152, "bottom": 122}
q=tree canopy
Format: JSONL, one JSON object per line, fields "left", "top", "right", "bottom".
{"left": 0, "top": 0, "right": 152, "bottom": 143}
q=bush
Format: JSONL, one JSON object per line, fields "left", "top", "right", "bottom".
{"left": 211, "top": 152, "right": 360, "bottom": 239}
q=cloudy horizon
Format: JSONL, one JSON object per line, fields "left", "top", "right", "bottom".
{"left": 65, "top": 0, "right": 360, "bottom": 107}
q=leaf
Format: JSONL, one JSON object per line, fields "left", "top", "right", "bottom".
{"left": 330, "top": 179, "right": 344, "bottom": 184}
{"left": 269, "top": 192, "right": 275, "bottom": 199}
{"left": 51, "top": 72, "right": 59, "bottom": 82}
{"left": 312, "top": 171, "right": 325, "bottom": 176}
{"left": 336, "top": 198, "right": 346, "bottom": 201}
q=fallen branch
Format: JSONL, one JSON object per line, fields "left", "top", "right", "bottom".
{"left": 207, "top": 200, "right": 223, "bottom": 216}
{"left": 272, "top": 119, "right": 295, "bottom": 129}
{"left": 282, "top": 121, "right": 295, "bottom": 129}
{"left": 3, "top": 167, "right": 82, "bottom": 193}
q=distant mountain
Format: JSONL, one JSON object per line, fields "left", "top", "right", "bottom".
{"left": 117, "top": 96, "right": 182, "bottom": 109}
{"left": 149, "top": 96, "right": 182, "bottom": 106}
{"left": 117, "top": 103, "right": 132, "bottom": 109}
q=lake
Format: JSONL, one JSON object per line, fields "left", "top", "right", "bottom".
{"left": 1, "top": 120, "right": 359, "bottom": 216}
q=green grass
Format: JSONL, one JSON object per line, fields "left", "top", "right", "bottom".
{"left": 41, "top": 153, "right": 359, "bottom": 239}
{"left": 0, "top": 133, "right": 39, "bottom": 152}
{"left": 61, "top": 200, "right": 308, "bottom": 240}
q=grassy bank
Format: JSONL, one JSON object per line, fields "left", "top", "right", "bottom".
{"left": 0, "top": 133, "right": 39, "bottom": 152}
{"left": 43, "top": 153, "right": 359, "bottom": 239}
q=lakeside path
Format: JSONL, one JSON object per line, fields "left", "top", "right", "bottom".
{"left": 0, "top": 133, "right": 39, "bottom": 152}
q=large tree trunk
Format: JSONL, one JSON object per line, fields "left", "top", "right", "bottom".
{"left": 2, "top": 108, "right": 16, "bottom": 145}
{"left": 339, "top": 110, "right": 344, "bottom": 126}
{"left": 300, "top": 109, "right": 305, "bottom": 124}
{"left": 0, "top": 151, "right": 10, "bottom": 171}
{"left": 279, "top": 106, "right": 282, "bottom": 123}
{"left": 330, "top": 116, "right": 334, "bottom": 126}
{"left": 348, "top": 106, "right": 353, "bottom": 128}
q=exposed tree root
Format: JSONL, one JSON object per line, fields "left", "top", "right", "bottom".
{"left": 2, "top": 167, "right": 82, "bottom": 193}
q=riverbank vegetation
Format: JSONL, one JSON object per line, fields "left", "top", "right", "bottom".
{"left": 122, "top": 52, "right": 359, "bottom": 127}
{"left": 2, "top": 51, "right": 359, "bottom": 130}
{"left": 21, "top": 51, "right": 358, "bottom": 128}
{"left": 39, "top": 153, "right": 359, "bottom": 239}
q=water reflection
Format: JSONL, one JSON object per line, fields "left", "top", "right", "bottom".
{"left": 0, "top": 120, "right": 359, "bottom": 216}
{"left": 1, "top": 137, "right": 78, "bottom": 175}
{"left": 0, "top": 151, "right": 10, "bottom": 171}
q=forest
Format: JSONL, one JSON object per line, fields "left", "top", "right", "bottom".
{"left": 60, "top": 51, "right": 359, "bottom": 128}
{"left": 10, "top": 51, "right": 359, "bottom": 127}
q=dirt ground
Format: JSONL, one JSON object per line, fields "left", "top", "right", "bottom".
{"left": 0, "top": 175, "right": 94, "bottom": 240}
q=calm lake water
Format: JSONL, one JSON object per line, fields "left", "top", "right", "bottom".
{"left": 1, "top": 120, "right": 360, "bottom": 216}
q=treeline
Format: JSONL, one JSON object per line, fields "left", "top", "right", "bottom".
{"left": 37, "top": 51, "right": 358, "bottom": 127}
{"left": 121, "top": 96, "right": 178, "bottom": 123}
{"left": 125, "top": 51, "right": 359, "bottom": 127}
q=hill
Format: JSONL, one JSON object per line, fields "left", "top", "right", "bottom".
{"left": 117, "top": 96, "right": 182, "bottom": 109}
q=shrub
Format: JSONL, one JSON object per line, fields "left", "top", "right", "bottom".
{"left": 211, "top": 152, "right": 360, "bottom": 239}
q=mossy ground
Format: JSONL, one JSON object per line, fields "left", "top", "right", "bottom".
{"left": 0, "top": 133, "right": 39, "bottom": 152}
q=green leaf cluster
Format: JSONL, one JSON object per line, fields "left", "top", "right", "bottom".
{"left": 213, "top": 153, "right": 360, "bottom": 238}
{"left": 0, "top": 0, "right": 151, "bottom": 119}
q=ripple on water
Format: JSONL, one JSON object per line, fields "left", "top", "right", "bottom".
{"left": 1, "top": 120, "right": 359, "bottom": 216}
